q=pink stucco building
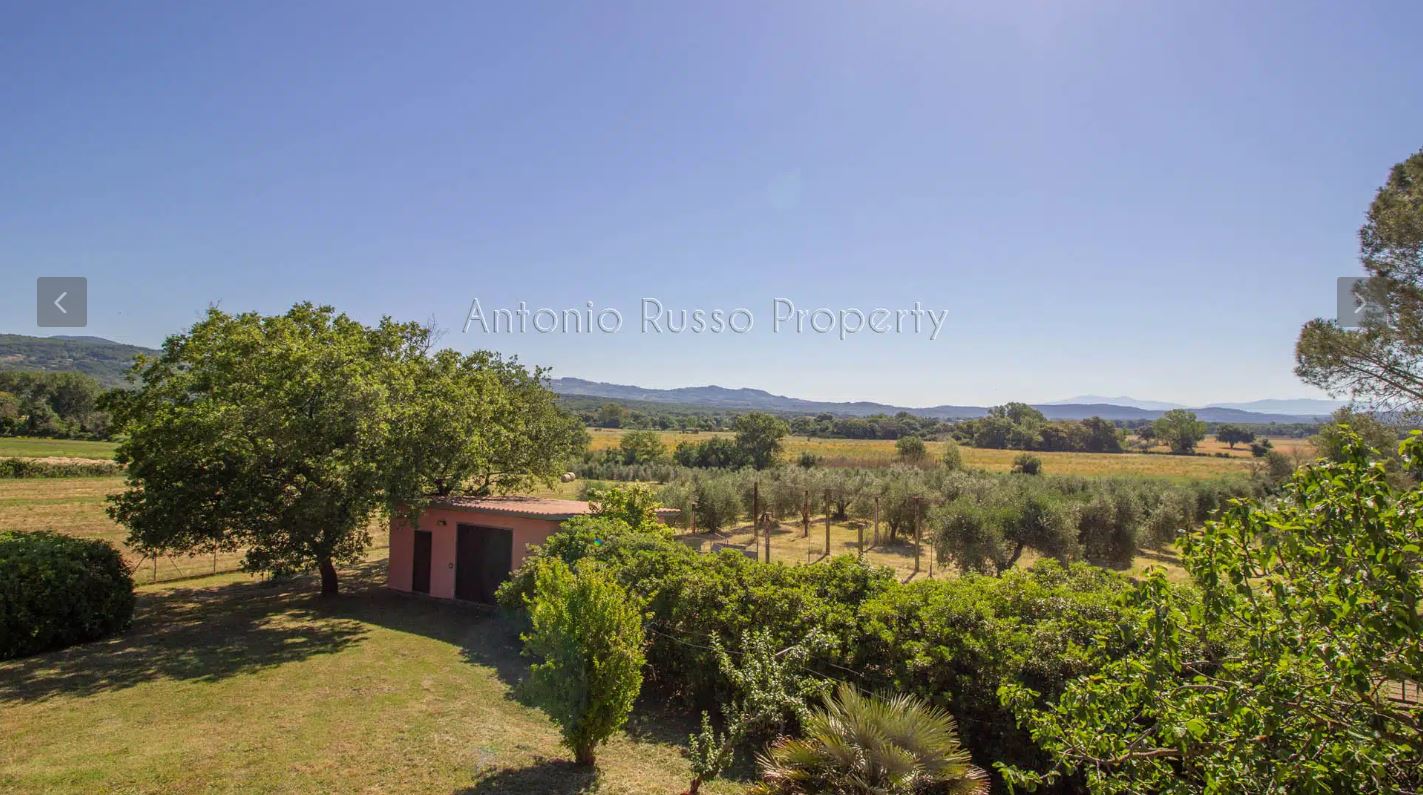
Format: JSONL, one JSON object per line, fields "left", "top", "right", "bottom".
{"left": 387, "top": 496, "right": 595, "bottom": 603}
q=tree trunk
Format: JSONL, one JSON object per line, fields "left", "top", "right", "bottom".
{"left": 575, "top": 744, "right": 596, "bottom": 767}
{"left": 999, "top": 542, "right": 1026, "bottom": 575}
{"left": 318, "top": 557, "right": 339, "bottom": 596}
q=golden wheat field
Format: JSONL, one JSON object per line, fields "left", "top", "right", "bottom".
{"left": 586, "top": 428, "right": 1307, "bottom": 480}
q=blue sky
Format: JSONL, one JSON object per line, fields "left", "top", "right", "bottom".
{"left": 3, "top": 2, "right": 1421, "bottom": 406}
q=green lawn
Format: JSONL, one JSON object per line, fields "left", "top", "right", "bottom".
{"left": 0, "top": 436, "right": 117, "bottom": 460}
{"left": 0, "top": 562, "right": 745, "bottom": 794}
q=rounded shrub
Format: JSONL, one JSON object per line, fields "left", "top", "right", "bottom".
{"left": 0, "top": 531, "right": 135, "bottom": 659}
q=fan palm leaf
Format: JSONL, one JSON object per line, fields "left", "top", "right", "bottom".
{"left": 752, "top": 684, "right": 989, "bottom": 794}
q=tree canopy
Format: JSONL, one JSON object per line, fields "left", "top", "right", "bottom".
{"left": 1001, "top": 429, "right": 1423, "bottom": 793}
{"left": 108, "top": 303, "right": 585, "bottom": 595}
{"left": 1297, "top": 148, "right": 1423, "bottom": 416}
{"left": 1153, "top": 409, "right": 1206, "bottom": 454}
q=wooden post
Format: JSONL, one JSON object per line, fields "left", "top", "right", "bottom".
{"left": 802, "top": 490, "right": 810, "bottom": 538}
{"left": 858, "top": 521, "right": 864, "bottom": 560}
{"left": 752, "top": 480, "right": 760, "bottom": 547}
{"left": 824, "top": 491, "right": 832, "bottom": 559}
{"left": 764, "top": 513, "right": 772, "bottom": 563}
{"left": 913, "top": 498, "right": 922, "bottom": 574}
{"left": 873, "top": 497, "right": 880, "bottom": 547}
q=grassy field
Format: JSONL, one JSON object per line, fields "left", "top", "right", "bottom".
{"left": 0, "top": 563, "right": 745, "bottom": 794}
{"left": 0, "top": 474, "right": 582, "bottom": 585}
{"left": 0, "top": 436, "right": 118, "bottom": 460}
{"left": 587, "top": 428, "right": 1305, "bottom": 480}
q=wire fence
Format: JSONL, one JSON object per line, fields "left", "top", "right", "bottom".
{"left": 127, "top": 544, "right": 392, "bottom": 585}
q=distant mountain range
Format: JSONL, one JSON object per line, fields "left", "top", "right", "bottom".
{"left": 0, "top": 334, "right": 1338, "bottom": 423}
{"left": 1045, "top": 394, "right": 1343, "bottom": 416}
{"left": 0, "top": 334, "right": 156, "bottom": 387}
{"left": 550, "top": 378, "right": 1337, "bottom": 424}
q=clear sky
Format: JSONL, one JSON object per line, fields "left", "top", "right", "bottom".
{"left": 4, "top": 2, "right": 1421, "bottom": 406}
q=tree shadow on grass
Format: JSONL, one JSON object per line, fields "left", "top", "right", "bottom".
{"left": 456, "top": 758, "right": 600, "bottom": 794}
{"left": 0, "top": 563, "right": 376, "bottom": 703}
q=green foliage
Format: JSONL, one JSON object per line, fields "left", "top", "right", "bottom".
{"left": 1296, "top": 148, "right": 1423, "bottom": 414}
{"left": 734, "top": 412, "right": 791, "bottom": 470}
{"left": 1153, "top": 409, "right": 1206, "bottom": 454}
{"left": 1001, "top": 430, "right": 1423, "bottom": 794}
{"left": 108, "top": 304, "right": 423, "bottom": 595}
{"left": 896, "top": 435, "right": 927, "bottom": 462}
{"left": 521, "top": 558, "right": 646, "bottom": 766}
{"left": 751, "top": 684, "right": 988, "bottom": 795}
{"left": 958, "top": 407, "right": 1126, "bottom": 454}
{"left": 854, "top": 562, "right": 1137, "bottom": 776}
{"left": 674, "top": 436, "right": 751, "bottom": 469}
{"left": 0, "top": 457, "right": 118, "bottom": 478}
{"left": 1010, "top": 453, "right": 1042, "bottom": 475}
{"left": 0, "top": 530, "right": 134, "bottom": 659}
{"left": 0, "top": 370, "right": 111, "bottom": 439}
{"left": 932, "top": 480, "right": 1078, "bottom": 575}
{"left": 686, "top": 629, "right": 836, "bottom": 793}
{"left": 797, "top": 451, "right": 821, "bottom": 469}
{"left": 941, "top": 439, "right": 964, "bottom": 471}
{"left": 586, "top": 483, "right": 663, "bottom": 531}
{"left": 1313, "top": 408, "right": 1399, "bottom": 465}
{"left": 1213, "top": 423, "right": 1254, "bottom": 449}
{"left": 385, "top": 347, "right": 587, "bottom": 500}
{"left": 693, "top": 476, "right": 744, "bottom": 532}
{"left": 108, "top": 303, "right": 583, "bottom": 595}
{"left": 618, "top": 428, "right": 666, "bottom": 464}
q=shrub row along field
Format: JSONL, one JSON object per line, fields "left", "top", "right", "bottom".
{"left": 585, "top": 428, "right": 1300, "bottom": 479}
{"left": 496, "top": 515, "right": 1150, "bottom": 785}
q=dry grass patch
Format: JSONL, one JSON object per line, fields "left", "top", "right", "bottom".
{"left": 681, "top": 517, "right": 1186, "bottom": 582}
{"left": 588, "top": 428, "right": 1259, "bottom": 480}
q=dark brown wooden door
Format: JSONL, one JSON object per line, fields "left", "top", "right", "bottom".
{"left": 455, "top": 524, "right": 513, "bottom": 603}
{"left": 411, "top": 530, "right": 432, "bottom": 594}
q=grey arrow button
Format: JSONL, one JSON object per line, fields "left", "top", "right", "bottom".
{"left": 37, "top": 277, "right": 87, "bottom": 327}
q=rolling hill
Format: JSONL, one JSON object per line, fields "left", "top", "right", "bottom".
{"left": 549, "top": 378, "right": 1332, "bottom": 424}
{"left": 0, "top": 334, "right": 157, "bottom": 387}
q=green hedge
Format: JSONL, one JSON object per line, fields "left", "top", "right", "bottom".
{"left": 0, "top": 457, "right": 120, "bottom": 478}
{"left": 0, "top": 531, "right": 135, "bottom": 659}
{"left": 498, "top": 516, "right": 1167, "bottom": 783}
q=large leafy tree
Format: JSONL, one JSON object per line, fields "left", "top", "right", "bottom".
{"left": 383, "top": 348, "right": 586, "bottom": 501}
{"left": 1152, "top": 409, "right": 1206, "bottom": 455}
{"left": 1297, "top": 148, "right": 1423, "bottom": 415}
{"left": 108, "top": 304, "right": 426, "bottom": 596}
{"left": 108, "top": 303, "right": 585, "bottom": 595}
{"left": 1001, "top": 430, "right": 1423, "bottom": 793}
{"left": 734, "top": 412, "right": 790, "bottom": 470}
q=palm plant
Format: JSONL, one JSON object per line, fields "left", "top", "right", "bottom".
{"left": 752, "top": 684, "right": 988, "bottom": 795}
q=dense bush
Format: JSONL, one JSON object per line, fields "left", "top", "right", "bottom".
{"left": 0, "top": 531, "right": 135, "bottom": 659}
{"left": 0, "top": 457, "right": 120, "bottom": 478}
{"left": 500, "top": 512, "right": 1148, "bottom": 785}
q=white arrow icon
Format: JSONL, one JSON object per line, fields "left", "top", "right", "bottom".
{"left": 53, "top": 291, "right": 68, "bottom": 314}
